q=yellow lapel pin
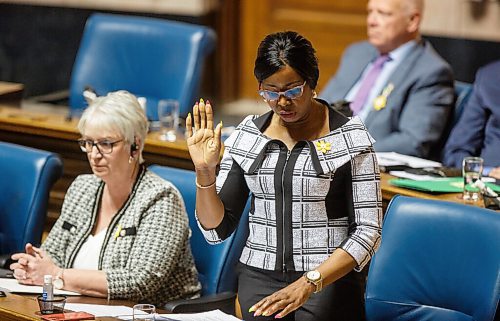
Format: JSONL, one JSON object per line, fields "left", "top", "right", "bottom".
{"left": 114, "top": 224, "right": 122, "bottom": 240}
{"left": 374, "top": 83, "right": 394, "bottom": 111}
{"left": 316, "top": 140, "right": 331, "bottom": 154}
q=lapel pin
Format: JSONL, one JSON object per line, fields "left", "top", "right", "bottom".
{"left": 374, "top": 83, "right": 394, "bottom": 111}
{"left": 316, "top": 140, "right": 331, "bottom": 154}
{"left": 114, "top": 224, "right": 122, "bottom": 240}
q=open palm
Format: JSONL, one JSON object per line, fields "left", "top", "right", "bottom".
{"left": 186, "top": 100, "right": 222, "bottom": 171}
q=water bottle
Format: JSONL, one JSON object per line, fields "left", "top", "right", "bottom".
{"left": 42, "top": 275, "right": 54, "bottom": 301}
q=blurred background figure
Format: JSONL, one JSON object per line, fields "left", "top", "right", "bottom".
{"left": 443, "top": 59, "right": 500, "bottom": 179}
{"left": 320, "top": 0, "right": 454, "bottom": 159}
{"left": 10, "top": 90, "right": 201, "bottom": 306}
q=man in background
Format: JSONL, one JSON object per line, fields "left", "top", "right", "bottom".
{"left": 320, "top": 0, "right": 454, "bottom": 159}
{"left": 443, "top": 60, "right": 500, "bottom": 179}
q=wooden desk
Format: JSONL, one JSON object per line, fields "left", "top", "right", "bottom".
{"left": 0, "top": 105, "right": 193, "bottom": 228}
{"left": 380, "top": 172, "right": 479, "bottom": 208}
{"left": 0, "top": 82, "right": 24, "bottom": 107}
{"left": 0, "top": 292, "right": 146, "bottom": 321}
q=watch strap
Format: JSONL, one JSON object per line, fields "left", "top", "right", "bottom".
{"left": 303, "top": 270, "right": 323, "bottom": 293}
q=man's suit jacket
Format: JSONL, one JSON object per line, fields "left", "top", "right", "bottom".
{"left": 443, "top": 60, "right": 500, "bottom": 168}
{"left": 320, "top": 40, "right": 454, "bottom": 158}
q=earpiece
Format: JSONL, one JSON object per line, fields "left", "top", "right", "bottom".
{"left": 130, "top": 142, "right": 138, "bottom": 153}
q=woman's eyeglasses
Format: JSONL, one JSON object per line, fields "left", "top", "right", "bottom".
{"left": 78, "top": 139, "right": 123, "bottom": 154}
{"left": 258, "top": 81, "right": 307, "bottom": 102}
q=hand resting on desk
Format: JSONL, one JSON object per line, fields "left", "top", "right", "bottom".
{"left": 10, "top": 243, "right": 59, "bottom": 285}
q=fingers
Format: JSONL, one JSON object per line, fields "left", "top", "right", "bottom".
{"left": 253, "top": 297, "right": 297, "bottom": 319}
{"left": 25, "top": 243, "right": 34, "bottom": 255}
{"left": 206, "top": 101, "right": 214, "bottom": 130}
{"left": 10, "top": 262, "right": 24, "bottom": 271}
{"left": 251, "top": 296, "right": 277, "bottom": 317}
{"left": 30, "top": 245, "right": 44, "bottom": 258}
{"left": 213, "top": 121, "right": 223, "bottom": 149}
{"left": 186, "top": 112, "right": 193, "bottom": 138}
{"left": 11, "top": 253, "right": 30, "bottom": 262}
{"left": 193, "top": 102, "right": 200, "bottom": 131}
{"left": 13, "top": 268, "right": 28, "bottom": 280}
{"left": 199, "top": 99, "right": 206, "bottom": 129}
{"left": 192, "top": 98, "right": 214, "bottom": 131}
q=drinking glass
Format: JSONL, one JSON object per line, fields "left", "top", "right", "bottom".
{"left": 462, "top": 156, "right": 483, "bottom": 202}
{"left": 158, "top": 99, "right": 179, "bottom": 142}
{"left": 132, "top": 304, "right": 156, "bottom": 321}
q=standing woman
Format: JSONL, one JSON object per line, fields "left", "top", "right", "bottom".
{"left": 187, "top": 31, "right": 382, "bottom": 320}
{"left": 10, "top": 91, "right": 201, "bottom": 306}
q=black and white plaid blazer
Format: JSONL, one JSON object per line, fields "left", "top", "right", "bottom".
{"left": 199, "top": 104, "right": 383, "bottom": 272}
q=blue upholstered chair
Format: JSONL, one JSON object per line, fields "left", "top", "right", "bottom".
{"left": 365, "top": 196, "right": 500, "bottom": 321}
{"left": 0, "top": 142, "right": 63, "bottom": 267}
{"left": 452, "top": 80, "right": 473, "bottom": 126}
{"left": 148, "top": 165, "right": 249, "bottom": 314}
{"left": 69, "top": 13, "right": 216, "bottom": 119}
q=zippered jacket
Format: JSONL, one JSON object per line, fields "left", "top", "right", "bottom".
{"left": 198, "top": 102, "right": 383, "bottom": 272}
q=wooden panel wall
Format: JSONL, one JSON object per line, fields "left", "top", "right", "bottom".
{"left": 238, "top": 0, "right": 368, "bottom": 98}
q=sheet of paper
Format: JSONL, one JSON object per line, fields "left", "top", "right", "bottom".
{"left": 157, "top": 310, "right": 241, "bottom": 321}
{"left": 376, "top": 152, "right": 441, "bottom": 168}
{"left": 389, "top": 171, "right": 439, "bottom": 181}
{"left": 116, "top": 309, "right": 239, "bottom": 321}
{"left": 0, "top": 277, "right": 80, "bottom": 296}
{"left": 65, "top": 303, "right": 134, "bottom": 317}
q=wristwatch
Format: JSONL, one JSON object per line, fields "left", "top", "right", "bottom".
{"left": 303, "top": 270, "right": 323, "bottom": 293}
{"left": 53, "top": 269, "right": 65, "bottom": 290}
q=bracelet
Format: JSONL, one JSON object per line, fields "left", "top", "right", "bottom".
{"left": 196, "top": 179, "right": 216, "bottom": 189}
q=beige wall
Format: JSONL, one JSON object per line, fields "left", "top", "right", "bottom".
{"left": 0, "top": 0, "right": 220, "bottom": 15}
{"left": 421, "top": 0, "right": 500, "bottom": 41}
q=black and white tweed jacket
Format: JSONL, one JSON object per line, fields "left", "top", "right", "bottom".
{"left": 199, "top": 105, "right": 383, "bottom": 273}
{"left": 42, "top": 167, "right": 201, "bottom": 305}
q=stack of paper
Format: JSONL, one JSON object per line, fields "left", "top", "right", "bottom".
{"left": 0, "top": 278, "right": 80, "bottom": 296}
{"left": 64, "top": 303, "right": 240, "bottom": 321}
{"left": 376, "top": 152, "right": 441, "bottom": 168}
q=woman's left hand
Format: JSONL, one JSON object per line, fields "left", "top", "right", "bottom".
{"left": 249, "top": 276, "right": 315, "bottom": 319}
{"left": 10, "top": 243, "right": 59, "bottom": 285}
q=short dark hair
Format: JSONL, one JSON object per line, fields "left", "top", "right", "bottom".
{"left": 254, "top": 31, "right": 319, "bottom": 89}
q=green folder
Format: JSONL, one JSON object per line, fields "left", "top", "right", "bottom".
{"left": 389, "top": 177, "right": 500, "bottom": 193}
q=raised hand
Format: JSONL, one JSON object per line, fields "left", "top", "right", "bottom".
{"left": 249, "top": 277, "right": 314, "bottom": 319}
{"left": 186, "top": 99, "right": 222, "bottom": 172}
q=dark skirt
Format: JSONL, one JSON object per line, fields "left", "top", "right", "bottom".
{"left": 237, "top": 263, "right": 367, "bottom": 321}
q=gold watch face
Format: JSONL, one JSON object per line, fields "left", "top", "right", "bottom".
{"left": 306, "top": 270, "right": 321, "bottom": 282}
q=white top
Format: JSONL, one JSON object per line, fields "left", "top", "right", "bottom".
{"left": 72, "top": 228, "right": 107, "bottom": 270}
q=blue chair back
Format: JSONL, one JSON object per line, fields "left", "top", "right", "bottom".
{"left": 366, "top": 196, "right": 500, "bottom": 321}
{"left": 148, "top": 165, "right": 249, "bottom": 295}
{"left": 452, "top": 80, "right": 473, "bottom": 126}
{"left": 0, "top": 142, "right": 63, "bottom": 255}
{"left": 69, "top": 13, "right": 216, "bottom": 119}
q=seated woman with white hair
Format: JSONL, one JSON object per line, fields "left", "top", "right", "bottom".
{"left": 10, "top": 90, "right": 201, "bottom": 306}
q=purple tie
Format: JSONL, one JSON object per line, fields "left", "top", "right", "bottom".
{"left": 350, "top": 55, "right": 390, "bottom": 115}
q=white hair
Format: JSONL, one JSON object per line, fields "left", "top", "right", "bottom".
{"left": 403, "top": 0, "right": 424, "bottom": 16}
{"left": 78, "top": 90, "right": 149, "bottom": 163}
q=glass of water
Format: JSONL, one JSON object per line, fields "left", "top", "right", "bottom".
{"left": 462, "top": 156, "right": 483, "bottom": 202}
{"left": 132, "top": 303, "right": 156, "bottom": 320}
{"left": 158, "top": 99, "right": 179, "bottom": 142}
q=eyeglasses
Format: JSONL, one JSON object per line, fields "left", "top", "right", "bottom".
{"left": 78, "top": 139, "right": 123, "bottom": 154}
{"left": 258, "top": 81, "right": 307, "bottom": 101}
